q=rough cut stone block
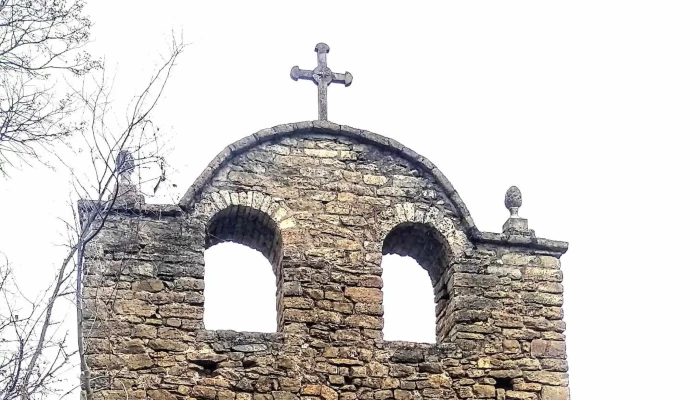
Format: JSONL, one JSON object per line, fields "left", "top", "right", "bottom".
{"left": 541, "top": 385, "right": 570, "bottom": 400}
{"left": 523, "top": 371, "right": 569, "bottom": 386}
{"left": 391, "top": 349, "right": 425, "bottom": 363}
{"left": 344, "top": 287, "right": 382, "bottom": 303}
{"left": 473, "top": 384, "right": 496, "bottom": 398}
{"left": 531, "top": 340, "right": 566, "bottom": 358}
{"left": 362, "top": 175, "right": 389, "bottom": 186}
{"left": 233, "top": 344, "right": 268, "bottom": 352}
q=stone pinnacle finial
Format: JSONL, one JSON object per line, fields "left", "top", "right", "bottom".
{"left": 112, "top": 150, "right": 143, "bottom": 208}
{"left": 502, "top": 185, "right": 534, "bottom": 237}
{"left": 116, "top": 150, "right": 135, "bottom": 184}
{"left": 504, "top": 185, "right": 522, "bottom": 218}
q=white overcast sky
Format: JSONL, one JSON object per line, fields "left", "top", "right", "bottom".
{"left": 1, "top": 1, "right": 699, "bottom": 399}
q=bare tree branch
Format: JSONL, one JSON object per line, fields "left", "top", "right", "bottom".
{"left": 0, "top": 0, "right": 100, "bottom": 175}
{"left": 0, "top": 0, "right": 99, "bottom": 76}
{"left": 0, "top": 32, "right": 185, "bottom": 400}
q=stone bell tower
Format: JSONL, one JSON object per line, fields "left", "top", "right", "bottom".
{"left": 81, "top": 43, "right": 570, "bottom": 400}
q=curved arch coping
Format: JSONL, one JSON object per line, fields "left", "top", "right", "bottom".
{"left": 179, "top": 121, "right": 478, "bottom": 236}
{"left": 206, "top": 204, "right": 283, "bottom": 268}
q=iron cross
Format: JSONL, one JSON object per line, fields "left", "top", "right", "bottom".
{"left": 290, "top": 43, "right": 353, "bottom": 121}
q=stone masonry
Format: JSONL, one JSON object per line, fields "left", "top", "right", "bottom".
{"left": 80, "top": 121, "right": 570, "bottom": 400}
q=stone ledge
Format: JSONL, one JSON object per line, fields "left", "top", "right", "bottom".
{"left": 77, "top": 200, "right": 182, "bottom": 224}
{"left": 472, "top": 231, "right": 569, "bottom": 255}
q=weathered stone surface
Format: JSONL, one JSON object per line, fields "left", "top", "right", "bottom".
{"left": 148, "top": 339, "right": 188, "bottom": 352}
{"left": 541, "top": 385, "right": 570, "bottom": 400}
{"left": 192, "top": 385, "right": 217, "bottom": 399}
{"left": 133, "top": 324, "right": 157, "bottom": 338}
{"left": 114, "top": 300, "right": 157, "bottom": 317}
{"left": 147, "top": 390, "right": 177, "bottom": 400}
{"left": 81, "top": 124, "right": 570, "bottom": 400}
{"left": 473, "top": 384, "right": 496, "bottom": 398}
{"left": 233, "top": 344, "right": 268, "bottom": 352}
{"left": 159, "top": 303, "right": 204, "bottom": 319}
{"left": 132, "top": 279, "right": 165, "bottom": 292}
{"left": 391, "top": 349, "right": 424, "bottom": 363}
{"left": 123, "top": 353, "right": 154, "bottom": 370}
{"left": 505, "top": 390, "right": 537, "bottom": 399}
{"left": 531, "top": 340, "right": 566, "bottom": 358}
{"left": 344, "top": 287, "right": 382, "bottom": 303}
{"left": 523, "top": 371, "right": 569, "bottom": 386}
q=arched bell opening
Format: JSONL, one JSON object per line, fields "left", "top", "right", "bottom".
{"left": 381, "top": 222, "right": 452, "bottom": 343}
{"left": 203, "top": 205, "right": 283, "bottom": 332}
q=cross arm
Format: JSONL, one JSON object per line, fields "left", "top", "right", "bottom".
{"left": 332, "top": 71, "right": 353, "bottom": 87}
{"left": 290, "top": 66, "right": 314, "bottom": 81}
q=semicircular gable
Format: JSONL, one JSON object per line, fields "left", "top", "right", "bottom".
{"left": 179, "top": 120, "right": 479, "bottom": 235}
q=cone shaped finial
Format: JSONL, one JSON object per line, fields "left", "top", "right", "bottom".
{"left": 505, "top": 186, "right": 522, "bottom": 217}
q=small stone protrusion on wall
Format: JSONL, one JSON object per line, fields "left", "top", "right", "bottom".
{"left": 502, "top": 186, "right": 535, "bottom": 237}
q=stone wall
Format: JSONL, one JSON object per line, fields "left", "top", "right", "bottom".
{"left": 81, "top": 122, "right": 570, "bottom": 400}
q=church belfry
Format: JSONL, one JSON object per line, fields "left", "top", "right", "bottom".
{"left": 81, "top": 43, "right": 570, "bottom": 400}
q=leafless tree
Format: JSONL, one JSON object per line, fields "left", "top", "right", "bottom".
{"left": 0, "top": 34, "right": 185, "bottom": 400}
{"left": 0, "top": 0, "right": 101, "bottom": 175}
{"left": 0, "top": 254, "right": 76, "bottom": 400}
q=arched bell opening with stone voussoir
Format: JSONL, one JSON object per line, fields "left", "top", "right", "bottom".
{"left": 203, "top": 204, "right": 283, "bottom": 332}
{"left": 381, "top": 222, "right": 453, "bottom": 344}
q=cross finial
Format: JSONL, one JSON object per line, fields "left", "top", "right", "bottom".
{"left": 290, "top": 42, "right": 353, "bottom": 121}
